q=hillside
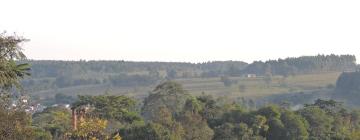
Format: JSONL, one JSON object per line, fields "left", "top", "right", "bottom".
{"left": 27, "top": 72, "right": 342, "bottom": 106}
{"left": 29, "top": 72, "right": 341, "bottom": 96}
{"left": 20, "top": 54, "right": 356, "bottom": 105}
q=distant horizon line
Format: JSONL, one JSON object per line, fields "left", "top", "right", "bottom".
{"left": 24, "top": 53, "right": 358, "bottom": 64}
{"left": 24, "top": 58, "right": 249, "bottom": 64}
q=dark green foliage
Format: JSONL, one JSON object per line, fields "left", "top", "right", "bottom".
{"left": 300, "top": 99, "right": 355, "bottom": 140}
{"left": 177, "top": 98, "right": 214, "bottom": 140}
{"left": 200, "top": 61, "right": 248, "bottom": 77}
{"left": 242, "top": 54, "right": 356, "bottom": 76}
{"left": 257, "top": 105, "right": 281, "bottom": 119}
{"left": 32, "top": 107, "right": 71, "bottom": 139}
{"left": 221, "top": 109, "right": 246, "bottom": 124}
{"left": 299, "top": 106, "right": 333, "bottom": 140}
{"left": 213, "top": 123, "right": 261, "bottom": 140}
{"left": 32, "top": 127, "right": 52, "bottom": 140}
{"left": 72, "top": 95, "right": 142, "bottom": 124}
{"left": 280, "top": 111, "right": 309, "bottom": 140}
{"left": 141, "top": 81, "right": 191, "bottom": 121}
{"left": 197, "top": 95, "right": 225, "bottom": 128}
{"left": 119, "top": 123, "right": 177, "bottom": 140}
{"left": 305, "top": 99, "right": 343, "bottom": 115}
{"left": 267, "top": 118, "right": 285, "bottom": 140}
{"left": 120, "top": 108, "right": 185, "bottom": 140}
{"left": 213, "top": 123, "right": 237, "bottom": 140}
{"left": 140, "top": 82, "right": 216, "bottom": 140}
{"left": 0, "top": 107, "right": 36, "bottom": 140}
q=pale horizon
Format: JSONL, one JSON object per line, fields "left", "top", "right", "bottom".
{"left": 1, "top": 0, "right": 360, "bottom": 63}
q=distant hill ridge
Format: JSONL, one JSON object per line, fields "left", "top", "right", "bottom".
{"left": 20, "top": 54, "right": 357, "bottom": 106}
{"left": 23, "top": 54, "right": 356, "bottom": 78}
{"left": 242, "top": 54, "right": 356, "bottom": 76}
{"left": 20, "top": 54, "right": 356, "bottom": 96}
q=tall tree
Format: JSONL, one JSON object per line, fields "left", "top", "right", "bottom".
{"left": 142, "top": 81, "right": 191, "bottom": 121}
{"left": 0, "top": 32, "right": 30, "bottom": 106}
{"left": 0, "top": 32, "right": 34, "bottom": 139}
{"left": 281, "top": 111, "right": 309, "bottom": 140}
{"left": 32, "top": 107, "right": 72, "bottom": 140}
{"left": 299, "top": 106, "right": 333, "bottom": 140}
{"left": 177, "top": 98, "right": 214, "bottom": 140}
{"left": 72, "top": 95, "right": 142, "bottom": 124}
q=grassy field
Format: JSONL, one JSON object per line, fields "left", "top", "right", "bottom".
{"left": 176, "top": 72, "right": 341, "bottom": 98}
{"left": 29, "top": 72, "right": 342, "bottom": 100}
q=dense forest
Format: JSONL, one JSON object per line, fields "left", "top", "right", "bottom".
{"left": 242, "top": 55, "right": 357, "bottom": 76}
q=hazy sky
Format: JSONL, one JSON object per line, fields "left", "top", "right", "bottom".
{"left": 1, "top": 0, "right": 360, "bottom": 63}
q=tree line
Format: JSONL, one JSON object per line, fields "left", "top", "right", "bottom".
{"left": 242, "top": 54, "right": 356, "bottom": 77}
{"left": 21, "top": 54, "right": 357, "bottom": 92}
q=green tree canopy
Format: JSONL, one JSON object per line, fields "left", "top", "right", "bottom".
{"left": 141, "top": 81, "right": 191, "bottom": 121}
{"left": 32, "top": 107, "right": 71, "bottom": 139}
{"left": 72, "top": 95, "right": 142, "bottom": 124}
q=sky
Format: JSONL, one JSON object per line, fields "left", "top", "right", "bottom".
{"left": 1, "top": 0, "right": 360, "bottom": 63}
